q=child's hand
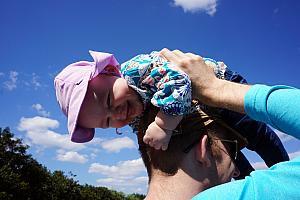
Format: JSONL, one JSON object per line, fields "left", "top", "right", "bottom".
{"left": 143, "top": 121, "right": 172, "bottom": 151}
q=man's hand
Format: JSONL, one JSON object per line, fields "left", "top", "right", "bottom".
{"left": 159, "top": 48, "right": 250, "bottom": 114}
{"left": 143, "top": 121, "right": 172, "bottom": 151}
{"left": 159, "top": 48, "right": 220, "bottom": 103}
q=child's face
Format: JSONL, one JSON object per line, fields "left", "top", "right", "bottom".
{"left": 77, "top": 74, "right": 143, "bottom": 129}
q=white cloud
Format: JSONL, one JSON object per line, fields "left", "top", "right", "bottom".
{"left": 96, "top": 176, "right": 147, "bottom": 186}
{"left": 32, "top": 103, "right": 50, "bottom": 117}
{"left": 100, "top": 137, "right": 136, "bottom": 153}
{"left": 289, "top": 150, "right": 300, "bottom": 160}
{"left": 90, "top": 158, "right": 147, "bottom": 194}
{"left": 31, "top": 73, "right": 41, "bottom": 89}
{"left": 172, "top": 0, "right": 218, "bottom": 16}
{"left": 90, "top": 152, "right": 97, "bottom": 160}
{"left": 88, "top": 137, "right": 104, "bottom": 145}
{"left": 252, "top": 150, "right": 300, "bottom": 170}
{"left": 0, "top": 72, "right": 4, "bottom": 76}
{"left": 96, "top": 176, "right": 148, "bottom": 194}
{"left": 252, "top": 161, "right": 267, "bottom": 170}
{"left": 18, "top": 116, "right": 58, "bottom": 131}
{"left": 56, "top": 150, "right": 88, "bottom": 163}
{"left": 18, "top": 116, "right": 85, "bottom": 151}
{"left": 3, "top": 71, "right": 18, "bottom": 90}
{"left": 88, "top": 158, "right": 146, "bottom": 179}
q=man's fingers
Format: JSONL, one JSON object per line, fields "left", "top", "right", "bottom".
{"left": 159, "top": 48, "right": 181, "bottom": 64}
{"left": 172, "top": 49, "right": 186, "bottom": 58}
{"left": 160, "top": 48, "right": 189, "bottom": 72}
{"left": 186, "top": 52, "right": 203, "bottom": 61}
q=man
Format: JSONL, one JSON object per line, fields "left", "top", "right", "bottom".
{"left": 138, "top": 105, "right": 249, "bottom": 200}
{"left": 145, "top": 48, "right": 300, "bottom": 200}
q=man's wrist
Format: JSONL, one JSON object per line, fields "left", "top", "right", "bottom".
{"left": 202, "top": 79, "right": 251, "bottom": 113}
{"left": 197, "top": 78, "right": 225, "bottom": 107}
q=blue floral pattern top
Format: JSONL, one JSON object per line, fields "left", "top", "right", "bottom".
{"left": 121, "top": 52, "right": 228, "bottom": 132}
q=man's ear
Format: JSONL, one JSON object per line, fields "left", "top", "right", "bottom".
{"left": 196, "top": 135, "right": 211, "bottom": 167}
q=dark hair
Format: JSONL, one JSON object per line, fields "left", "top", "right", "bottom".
{"left": 137, "top": 105, "right": 215, "bottom": 180}
{"left": 137, "top": 104, "right": 248, "bottom": 181}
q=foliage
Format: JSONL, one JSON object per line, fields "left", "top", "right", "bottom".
{"left": 0, "top": 127, "right": 145, "bottom": 200}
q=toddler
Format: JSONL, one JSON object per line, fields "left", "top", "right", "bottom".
{"left": 54, "top": 50, "right": 288, "bottom": 178}
{"left": 55, "top": 51, "right": 228, "bottom": 150}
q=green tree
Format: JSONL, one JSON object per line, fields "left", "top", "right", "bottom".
{"left": 0, "top": 127, "right": 145, "bottom": 199}
{"left": 0, "top": 127, "right": 55, "bottom": 199}
{"left": 126, "top": 193, "right": 146, "bottom": 200}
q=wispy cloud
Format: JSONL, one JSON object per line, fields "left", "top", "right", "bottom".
{"left": 32, "top": 103, "right": 50, "bottom": 117}
{"left": 18, "top": 116, "right": 85, "bottom": 151}
{"left": 3, "top": 71, "right": 18, "bottom": 91}
{"left": 89, "top": 158, "right": 146, "bottom": 178}
{"left": 252, "top": 150, "right": 300, "bottom": 170}
{"left": 273, "top": 8, "right": 279, "bottom": 14}
{"left": 96, "top": 176, "right": 147, "bottom": 194}
{"left": 31, "top": 73, "right": 42, "bottom": 90}
{"left": 252, "top": 161, "right": 267, "bottom": 170}
{"left": 89, "top": 158, "right": 147, "bottom": 194}
{"left": 100, "top": 137, "right": 136, "bottom": 153}
{"left": 1, "top": 70, "right": 46, "bottom": 91}
{"left": 289, "top": 150, "right": 300, "bottom": 160}
{"left": 172, "top": 0, "right": 218, "bottom": 16}
{"left": 56, "top": 150, "right": 88, "bottom": 164}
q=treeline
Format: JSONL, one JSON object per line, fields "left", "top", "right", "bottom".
{"left": 0, "top": 127, "right": 145, "bottom": 200}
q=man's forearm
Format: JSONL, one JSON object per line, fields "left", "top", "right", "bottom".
{"left": 205, "top": 79, "right": 251, "bottom": 114}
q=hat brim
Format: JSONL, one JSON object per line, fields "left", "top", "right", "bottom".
{"left": 68, "top": 70, "right": 95, "bottom": 143}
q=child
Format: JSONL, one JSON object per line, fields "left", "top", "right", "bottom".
{"left": 54, "top": 50, "right": 227, "bottom": 150}
{"left": 120, "top": 52, "right": 228, "bottom": 151}
{"left": 54, "top": 50, "right": 289, "bottom": 178}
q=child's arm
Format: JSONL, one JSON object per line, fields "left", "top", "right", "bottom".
{"left": 155, "top": 110, "right": 183, "bottom": 131}
{"left": 143, "top": 110, "right": 183, "bottom": 151}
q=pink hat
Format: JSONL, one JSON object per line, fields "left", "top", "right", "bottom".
{"left": 54, "top": 50, "right": 121, "bottom": 143}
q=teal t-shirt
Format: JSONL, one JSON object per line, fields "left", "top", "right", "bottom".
{"left": 192, "top": 84, "right": 300, "bottom": 200}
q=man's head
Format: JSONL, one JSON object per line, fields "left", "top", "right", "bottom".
{"left": 137, "top": 105, "right": 247, "bottom": 187}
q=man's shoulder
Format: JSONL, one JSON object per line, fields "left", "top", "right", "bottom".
{"left": 193, "top": 157, "right": 300, "bottom": 200}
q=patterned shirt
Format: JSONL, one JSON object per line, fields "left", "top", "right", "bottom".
{"left": 121, "top": 51, "right": 227, "bottom": 132}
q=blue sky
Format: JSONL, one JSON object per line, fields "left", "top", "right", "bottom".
{"left": 1, "top": 0, "right": 300, "bottom": 194}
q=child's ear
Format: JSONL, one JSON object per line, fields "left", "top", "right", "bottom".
{"left": 196, "top": 135, "right": 211, "bottom": 167}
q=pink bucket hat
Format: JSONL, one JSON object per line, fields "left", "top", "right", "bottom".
{"left": 54, "top": 50, "right": 121, "bottom": 143}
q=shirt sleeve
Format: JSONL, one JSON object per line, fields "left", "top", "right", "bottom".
{"left": 193, "top": 84, "right": 300, "bottom": 200}
{"left": 244, "top": 84, "right": 300, "bottom": 139}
